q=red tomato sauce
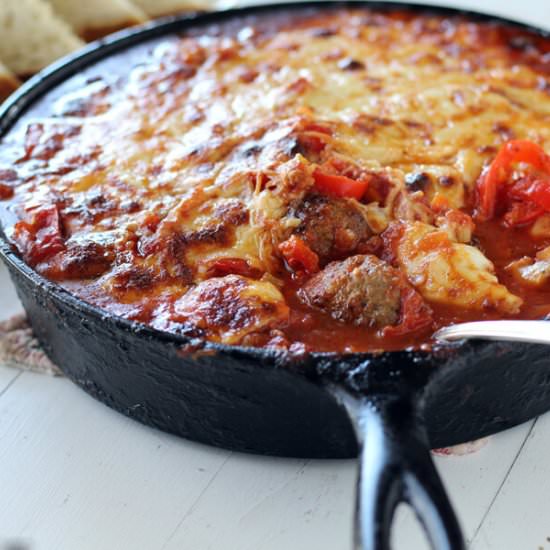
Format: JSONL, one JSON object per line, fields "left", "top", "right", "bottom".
{"left": 276, "top": 220, "right": 550, "bottom": 353}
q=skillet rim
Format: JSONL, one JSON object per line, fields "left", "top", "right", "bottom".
{"left": 0, "top": 0, "right": 548, "bottom": 367}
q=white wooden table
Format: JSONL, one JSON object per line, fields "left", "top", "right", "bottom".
{"left": 1, "top": 1, "right": 550, "bottom": 548}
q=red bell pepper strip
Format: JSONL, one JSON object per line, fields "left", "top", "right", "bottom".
{"left": 0, "top": 183, "right": 13, "bottom": 199}
{"left": 12, "top": 204, "right": 65, "bottom": 265}
{"left": 297, "top": 123, "right": 333, "bottom": 154}
{"left": 502, "top": 200, "right": 544, "bottom": 228}
{"left": 507, "top": 175, "right": 550, "bottom": 211}
{"left": 477, "top": 140, "right": 550, "bottom": 220}
{"left": 278, "top": 235, "right": 319, "bottom": 274}
{"left": 303, "top": 122, "right": 333, "bottom": 135}
{"left": 206, "top": 257, "right": 262, "bottom": 279}
{"left": 312, "top": 168, "right": 368, "bottom": 200}
{"left": 382, "top": 286, "right": 433, "bottom": 338}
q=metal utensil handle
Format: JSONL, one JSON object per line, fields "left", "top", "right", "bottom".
{"left": 342, "top": 391, "right": 465, "bottom": 550}
{"left": 434, "top": 320, "right": 550, "bottom": 344}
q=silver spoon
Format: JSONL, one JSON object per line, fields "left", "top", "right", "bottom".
{"left": 434, "top": 320, "right": 550, "bottom": 345}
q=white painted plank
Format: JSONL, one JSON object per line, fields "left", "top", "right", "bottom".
{"left": 381, "top": 0, "right": 550, "bottom": 28}
{"left": 0, "top": 258, "right": 24, "bottom": 386}
{"left": 471, "top": 412, "right": 550, "bottom": 550}
{"left": 0, "top": 263, "right": 25, "bottom": 391}
{"left": 0, "top": 262, "right": 23, "bottom": 320}
{"left": 0, "top": 366, "right": 20, "bottom": 398}
{"left": 222, "top": 0, "right": 550, "bottom": 29}
{"left": 0, "top": 370, "right": 231, "bottom": 550}
{"left": 0, "top": 374, "right": 538, "bottom": 550}
{"left": 158, "top": 422, "right": 534, "bottom": 550}
{"left": 0, "top": 2, "right": 548, "bottom": 549}
{"left": 162, "top": 454, "right": 356, "bottom": 550}
{"left": 392, "top": 422, "right": 535, "bottom": 549}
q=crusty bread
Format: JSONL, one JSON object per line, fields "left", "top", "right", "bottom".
{"left": 131, "top": 0, "right": 211, "bottom": 17}
{"left": 0, "top": 61, "right": 20, "bottom": 102}
{"left": 0, "top": 0, "right": 83, "bottom": 77}
{"left": 47, "top": 0, "right": 148, "bottom": 41}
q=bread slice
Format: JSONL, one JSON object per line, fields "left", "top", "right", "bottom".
{"left": 131, "top": 0, "right": 211, "bottom": 17}
{"left": 0, "top": 0, "right": 84, "bottom": 77}
{"left": 47, "top": 0, "right": 148, "bottom": 41}
{"left": 0, "top": 61, "right": 20, "bottom": 102}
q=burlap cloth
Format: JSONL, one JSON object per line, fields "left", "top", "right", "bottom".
{"left": 0, "top": 314, "right": 61, "bottom": 376}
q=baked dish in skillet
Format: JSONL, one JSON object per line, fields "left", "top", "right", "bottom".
{"left": 1, "top": 7, "right": 550, "bottom": 352}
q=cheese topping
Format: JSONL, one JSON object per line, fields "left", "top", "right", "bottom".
{"left": 1, "top": 7, "right": 550, "bottom": 350}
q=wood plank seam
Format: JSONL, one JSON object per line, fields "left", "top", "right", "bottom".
{"left": 0, "top": 369, "right": 23, "bottom": 399}
{"left": 236, "top": 458, "right": 312, "bottom": 524}
{"left": 160, "top": 451, "right": 233, "bottom": 550}
{"left": 469, "top": 417, "right": 538, "bottom": 546}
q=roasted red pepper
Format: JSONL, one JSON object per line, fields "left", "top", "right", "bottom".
{"left": 206, "top": 257, "right": 262, "bottom": 279}
{"left": 312, "top": 167, "right": 368, "bottom": 199}
{"left": 278, "top": 235, "right": 319, "bottom": 274}
{"left": 507, "top": 175, "right": 550, "bottom": 210}
{"left": 297, "top": 122, "right": 333, "bottom": 154}
{"left": 477, "top": 139, "right": 550, "bottom": 222}
{"left": 382, "top": 286, "right": 433, "bottom": 338}
{"left": 502, "top": 200, "right": 544, "bottom": 227}
{"left": 11, "top": 204, "right": 65, "bottom": 265}
{"left": 0, "top": 182, "right": 13, "bottom": 199}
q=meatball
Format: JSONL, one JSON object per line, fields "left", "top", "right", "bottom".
{"left": 293, "top": 194, "right": 372, "bottom": 264}
{"left": 300, "top": 254, "right": 401, "bottom": 327}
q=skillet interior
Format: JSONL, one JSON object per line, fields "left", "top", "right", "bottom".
{"left": 1, "top": 2, "right": 550, "bottom": 458}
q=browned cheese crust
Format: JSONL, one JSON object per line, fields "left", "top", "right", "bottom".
{"left": 1, "top": 8, "right": 550, "bottom": 350}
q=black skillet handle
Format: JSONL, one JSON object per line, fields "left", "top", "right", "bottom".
{"left": 334, "top": 389, "right": 465, "bottom": 550}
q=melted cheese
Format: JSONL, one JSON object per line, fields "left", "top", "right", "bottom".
{"left": 397, "top": 222, "right": 522, "bottom": 313}
{"left": 1, "top": 7, "right": 549, "bottom": 345}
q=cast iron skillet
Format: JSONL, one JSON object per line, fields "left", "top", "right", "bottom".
{"left": 1, "top": 3, "right": 550, "bottom": 549}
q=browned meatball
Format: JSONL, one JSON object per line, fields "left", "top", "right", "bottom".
{"left": 300, "top": 254, "right": 401, "bottom": 327}
{"left": 293, "top": 194, "right": 371, "bottom": 264}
